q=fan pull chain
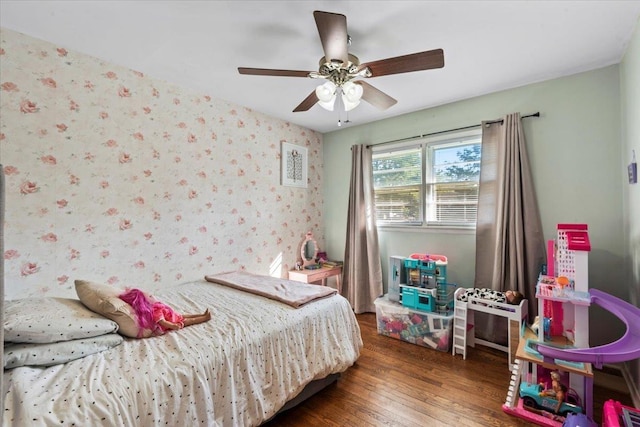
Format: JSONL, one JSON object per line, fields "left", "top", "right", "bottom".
{"left": 336, "top": 90, "right": 343, "bottom": 126}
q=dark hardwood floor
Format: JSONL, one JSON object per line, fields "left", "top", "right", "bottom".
{"left": 265, "top": 313, "right": 633, "bottom": 427}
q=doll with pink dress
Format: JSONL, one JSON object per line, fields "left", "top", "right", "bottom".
{"left": 119, "top": 288, "right": 211, "bottom": 337}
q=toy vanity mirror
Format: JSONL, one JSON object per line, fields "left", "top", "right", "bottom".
{"left": 300, "top": 231, "right": 318, "bottom": 267}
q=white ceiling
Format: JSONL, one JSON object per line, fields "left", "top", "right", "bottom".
{"left": 2, "top": 1, "right": 639, "bottom": 134}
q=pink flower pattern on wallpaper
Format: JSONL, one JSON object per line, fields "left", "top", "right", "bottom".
{"left": 1, "top": 28, "right": 323, "bottom": 299}
{"left": 19, "top": 181, "right": 39, "bottom": 195}
{"left": 40, "top": 77, "right": 57, "bottom": 88}
{"left": 1, "top": 82, "right": 19, "bottom": 92}
{"left": 19, "top": 99, "right": 39, "bottom": 113}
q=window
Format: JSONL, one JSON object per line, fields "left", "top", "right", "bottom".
{"left": 372, "top": 129, "right": 481, "bottom": 228}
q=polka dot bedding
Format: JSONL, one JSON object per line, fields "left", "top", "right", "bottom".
{"left": 454, "top": 288, "right": 521, "bottom": 313}
{"left": 3, "top": 279, "right": 363, "bottom": 426}
{"left": 456, "top": 288, "right": 508, "bottom": 303}
{"left": 4, "top": 297, "right": 119, "bottom": 343}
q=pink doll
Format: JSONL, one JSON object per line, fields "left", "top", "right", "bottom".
{"left": 119, "top": 288, "right": 211, "bottom": 337}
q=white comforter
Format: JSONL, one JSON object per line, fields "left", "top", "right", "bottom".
{"left": 3, "top": 279, "right": 362, "bottom": 426}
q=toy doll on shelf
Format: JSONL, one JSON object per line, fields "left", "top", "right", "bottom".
{"left": 539, "top": 371, "right": 567, "bottom": 414}
{"left": 504, "top": 290, "right": 525, "bottom": 305}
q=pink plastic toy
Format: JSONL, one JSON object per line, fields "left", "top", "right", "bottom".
{"left": 602, "top": 399, "right": 640, "bottom": 427}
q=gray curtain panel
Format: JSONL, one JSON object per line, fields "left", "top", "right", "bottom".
{"left": 474, "top": 114, "right": 546, "bottom": 342}
{"left": 342, "top": 145, "right": 383, "bottom": 313}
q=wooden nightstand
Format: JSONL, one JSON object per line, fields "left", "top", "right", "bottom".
{"left": 288, "top": 265, "right": 342, "bottom": 292}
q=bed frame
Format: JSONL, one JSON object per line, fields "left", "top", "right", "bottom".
{"left": 452, "top": 287, "right": 528, "bottom": 367}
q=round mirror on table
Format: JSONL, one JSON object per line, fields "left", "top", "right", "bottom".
{"left": 300, "top": 231, "right": 318, "bottom": 267}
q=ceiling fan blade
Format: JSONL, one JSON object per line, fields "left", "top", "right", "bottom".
{"left": 313, "top": 11, "right": 349, "bottom": 65}
{"left": 359, "top": 48, "right": 445, "bottom": 77}
{"left": 238, "top": 67, "right": 312, "bottom": 78}
{"left": 293, "top": 90, "right": 319, "bottom": 112}
{"left": 355, "top": 81, "right": 397, "bottom": 110}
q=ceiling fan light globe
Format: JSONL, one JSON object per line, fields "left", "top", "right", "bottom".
{"left": 315, "top": 81, "right": 336, "bottom": 102}
{"left": 341, "top": 81, "right": 363, "bottom": 111}
{"left": 342, "top": 81, "right": 363, "bottom": 102}
{"left": 342, "top": 97, "right": 361, "bottom": 111}
{"left": 316, "top": 81, "right": 337, "bottom": 111}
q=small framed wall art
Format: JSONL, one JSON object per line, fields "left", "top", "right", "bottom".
{"left": 281, "top": 142, "right": 308, "bottom": 188}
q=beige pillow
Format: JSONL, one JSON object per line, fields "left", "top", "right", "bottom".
{"left": 74, "top": 280, "right": 152, "bottom": 338}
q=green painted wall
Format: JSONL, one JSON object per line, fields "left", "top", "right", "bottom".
{"left": 620, "top": 17, "right": 640, "bottom": 405}
{"left": 323, "top": 65, "right": 625, "bottom": 346}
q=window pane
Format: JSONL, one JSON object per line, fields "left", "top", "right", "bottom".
{"left": 374, "top": 186, "right": 421, "bottom": 223}
{"left": 426, "top": 182, "right": 478, "bottom": 223}
{"left": 432, "top": 144, "right": 481, "bottom": 183}
{"left": 372, "top": 147, "right": 421, "bottom": 188}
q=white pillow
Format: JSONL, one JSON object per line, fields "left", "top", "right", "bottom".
{"left": 74, "top": 280, "right": 152, "bottom": 338}
{"left": 4, "top": 333, "right": 124, "bottom": 369}
{"left": 4, "top": 298, "right": 119, "bottom": 343}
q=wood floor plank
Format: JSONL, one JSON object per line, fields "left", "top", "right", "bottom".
{"left": 264, "top": 313, "right": 633, "bottom": 426}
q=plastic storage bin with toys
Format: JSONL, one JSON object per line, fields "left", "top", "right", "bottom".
{"left": 374, "top": 294, "right": 453, "bottom": 352}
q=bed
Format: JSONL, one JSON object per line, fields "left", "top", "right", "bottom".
{"left": 452, "top": 287, "right": 528, "bottom": 367}
{"left": 2, "top": 273, "right": 363, "bottom": 426}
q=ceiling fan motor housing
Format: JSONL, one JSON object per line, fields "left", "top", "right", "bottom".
{"left": 318, "top": 53, "right": 365, "bottom": 86}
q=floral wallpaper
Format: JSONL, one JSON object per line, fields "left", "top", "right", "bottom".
{"left": 0, "top": 28, "right": 324, "bottom": 300}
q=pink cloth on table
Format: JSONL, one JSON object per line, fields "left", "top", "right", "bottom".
{"left": 152, "top": 302, "right": 184, "bottom": 332}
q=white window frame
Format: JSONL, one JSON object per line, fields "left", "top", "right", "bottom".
{"left": 372, "top": 128, "right": 482, "bottom": 230}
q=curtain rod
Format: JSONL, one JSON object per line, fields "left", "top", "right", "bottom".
{"left": 368, "top": 112, "right": 540, "bottom": 148}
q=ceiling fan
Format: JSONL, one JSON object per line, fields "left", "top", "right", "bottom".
{"left": 238, "top": 10, "right": 445, "bottom": 113}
